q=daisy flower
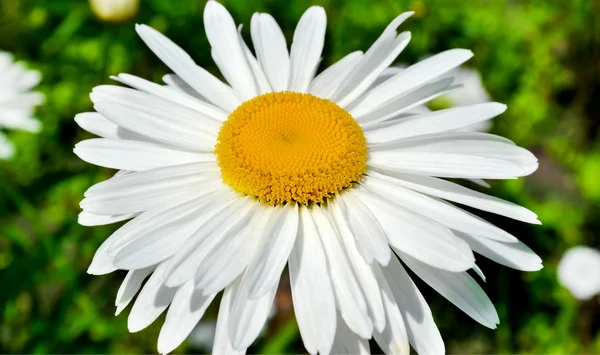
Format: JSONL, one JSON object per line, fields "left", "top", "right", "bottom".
{"left": 558, "top": 246, "right": 600, "bottom": 300}
{"left": 0, "top": 52, "right": 43, "bottom": 159}
{"left": 75, "top": 1, "right": 542, "bottom": 354}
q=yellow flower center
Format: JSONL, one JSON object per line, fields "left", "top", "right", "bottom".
{"left": 215, "top": 92, "right": 367, "bottom": 206}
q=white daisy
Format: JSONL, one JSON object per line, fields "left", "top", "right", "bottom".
{"left": 89, "top": 0, "right": 140, "bottom": 23}
{"left": 74, "top": 1, "right": 542, "bottom": 354}
{"left": 558, "top": 246, "right": 600, "bottom": 300}
{"left": 0, "top": 51, "right": 43, "bottom": 159}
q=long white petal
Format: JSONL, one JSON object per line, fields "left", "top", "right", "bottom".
{"left": 74, "top": 138, "right": 213, "bottom": 171}
{"left": 356, "top": 77, "right": 457, "bottom": 125}
{"left": 81, "top": 163, "right": 220, "bottom": 215}
{"left": 372, "top": 266, "right": 410, "bottom": 355}
{"left": 334, "top": 192, "right": 391, "bottom": 265}
{"left": 195, "top": 205, "right": 269, "bottom": 295}
{"left": 212, "top": 283, "right": 246, "bottom": 355}
{"left": 163, "top": 197, "right": 255, "bottom": 287}
{"left": 399, "top": 250, "right": 500, "bottom": 328}
{"left": 250, "top": 12, "right": 290, "bottom": 92}
{"left": 311, "top": 206, "right": 373, "bottom": 338}
{"left": 245, "top": 203, "right": 299, "bottom": 299}
{"left": 128, "top": 263, "right": 177, "bottom": 332}
{"left": 363, "top": 103, "right": 505, "bottom": 143}
{"left": 308, "top": 51, "right": 362, "bottom": 99}
{"left": 331, "top": 12, "right": 413, "bottom": 107}
{"left": 289, "top": 206, "right": 336, "bottom": 355}
{"left": 78, "top": 211, "right": 138, "bottom": 226}
{"left": 367, "top": 170, "right": 540, "bottom": 224}
{"left": 368, "top": 150, "right": 534, "bottom": 179}
{"left": 135, "top": 24, "right": 241, "bottom": 111}
{"left": 354, "top": 188, "right": 475, "bottom": 272}
{"left": 457, "top": 231, "right": 542, "bottom": 271}
{"left": 379, "top": 256, "right": 445, "bottom": 354}
{"left": 111, "top": 73, "right": 227, "bottom": 121}
{"left": 157, "top": 282, "right": 217, "bottom": 354}
{"left": 289, "top": 6, "right": 327, "bottom": 92}
{"left": 115, "top": 266, "right": 154, "bottom": 315}
{"left": 330, "top": 203, "right": 386, "bottom": 333}
{"left": 229, "top": 275, "right": 278, "bottom": 350}
{"left": 237, "top": 25, "right": 272, "bottom": 95}
{"left": 330, "top": 313, "right": 370, "bottom": 355}
{"left": 204, "top": 1, "right": 257, "bottom": 100}
{"left": 91, "top": 87, "right": 218, "bottom": 151}
{"left": 362, "top": 174, "right": 518, "bottom": 242}
{"left": 354, "top": 49, "right": 473, "bottom": 117}
{"left": 112, "top": 192, "right": 236, "bottom": 270}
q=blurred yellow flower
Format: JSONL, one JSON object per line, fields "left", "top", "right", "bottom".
{"left": 89, "top": 0, "right": 139, "bottom": 23}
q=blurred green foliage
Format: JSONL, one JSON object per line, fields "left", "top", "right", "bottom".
{"left": 1, "top": 0, "right": 599, "bottom": 353}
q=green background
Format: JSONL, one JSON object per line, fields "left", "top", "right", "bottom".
{"left": 1, "top": 0, "right": 599, "bottom": 353}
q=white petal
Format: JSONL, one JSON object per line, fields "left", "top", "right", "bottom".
{"left": 229, "top": 275, "right": 278, "bottom": 350}
{"left": 308, "top": 51, "right": 362, "bottom": 99}
{"left": 111, "top": 73, "right": 228, "bottom": 121}
{"left": 367, "top": 171, "right": 540, "bottom": 224}
{"left": 354, "top": 49, "right": 473, "bottom": 117}
{"left": 157, "top": 282, "right": 217, "bottom": 354}
{"left": 81, "top": 162, "right": 220, "bottom": 215}
{"left": 398, "top": 250, "right": 500, "bottom": 329}
{"left": 91, "top": 86, "right": 218, "bottom": 151}
{"left": 311, "top": 206, "right": 373, "bottom": 338}
{"left": 379, "top": 256, "right": 445, "bottom": 354}
{"left": 289, "top": 206, "right": 336, "bottom": 355}
{"left": 245, "top": 203, "right": 299, "bottom": 299}
{"left": 368, "top": 150, "right": 534, "bottom": 179}
{"left": 361, "top": 174, "right": 517, "bottom": 242}
{"left": 212, "top": 284, "right": 246, "bottom": 355}
{"left": 115, "top": 267, "right": 154, "bottom": 315}
{"left": 164, "top": 197, "right": 255, "bottom": 287}
{"left": 250, "top": 12, "right": 290, "bottom": 92}
{"left": 331, "top": 12, "right": 413, "bottom": 107}
{"left": 128, "top": 263, "right": 177, "bottom": 332}
{"left": 195, "top": 205, "right": 269, "bottom": 295}
{"left": 135, "top": 24, "right": 241, "bottom": 112}
{"left": 74, "top": 112, "right": 123, "bottom": 139}
{"left": 363, "top": 103, "right": 505, "bottom": 143}
{"left": 289, "top": 6, "right": 327, "bottom": 92}
{"left": 356, "top": 77, "right": 457, "bottom": 125}
{"left": 330, "top": 313, "right": 370, "bottom": 355}
{"left": 353, "top": 188, "right": 475, "bottom": 272}
{"left": 204, "top": 1, "right": 257, "bottom": 100}
{"left": 372, "top": 266, "right": 410, "bottom": 355}
{"left": 334, "top": 192, "right": 391, "bottom": 265}
{"left": 74, "top": 138, "right": 213, "bottom": 171}
{"left": 330, "top": 203, "right": 386, "bottom": 333}
{"left": 457, "top": 231, "right": 542, "bottom": 271}
{"left": 113, "top": 191, "right": 236, "bottom": 270}
{"left": 162, "top": 74, "right": 209, "bottom": 102}
{"left": 78, "top": 211, "right": 138, "bottom": 226}
{"left": 237, "top": 25, "right": 272, "bottom": 95}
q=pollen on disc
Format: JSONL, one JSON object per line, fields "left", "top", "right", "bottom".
{"left": 215, "top": 91, "right": 367, "bottom": 206}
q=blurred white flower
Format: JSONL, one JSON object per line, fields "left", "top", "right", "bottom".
{"left": 89, "top": 0, "right": 139, "bottom": 23}
{"left": 0, "top": 52, "right": 43, "bottom": 159}
{"left": 558, "top": 246, "right": 600, "bottom": 300}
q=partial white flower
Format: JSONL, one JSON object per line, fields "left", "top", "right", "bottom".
{"left": 558, "top": 246, "right": 600, "bottom": 300}
{"left": 187, "top": 321, "right": 217, "bottom": 350}
{"left": 0, "top": 51, "right": 43, "bottom": 159}
{"left": 89, "top": 0, "right": 139, "bottom": 23}
{"left": 75, "top": 1, "right": 542, "bottom": 354}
